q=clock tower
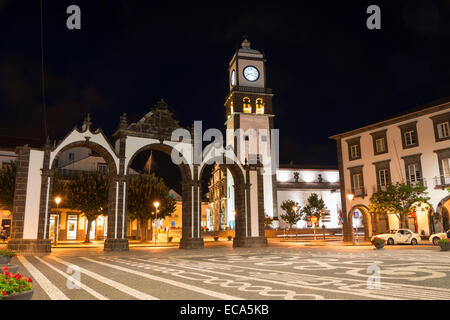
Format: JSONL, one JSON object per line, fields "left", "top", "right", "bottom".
{"left": 225, "top": 39, "right": 278, "bottom": 220}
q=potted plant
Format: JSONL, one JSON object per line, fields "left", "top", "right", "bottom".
{"left": 214, "top": 236, "right": 219, "bottom": 242}
{"left": 167, "top": 236, "right": 173, "bottom": 243}
{"left": 0, "top": 267, "right": 33, "bottom": 300}
{"left": 438, "top": 238, "right": 450, "bottom": 251}
{"left": 227, "top": 235, "right": 232, "bottom": 241}
{"left": 0, "top": 249, "right": 18, "bottom": 274}
{"left": 371, "top": 237, "right": 385, "bottom": 249}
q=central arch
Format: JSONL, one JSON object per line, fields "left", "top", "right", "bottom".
{"left": 125, "top": 142, "right": 199, "bottom": 248}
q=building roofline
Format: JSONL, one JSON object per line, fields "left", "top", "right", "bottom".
{"left": 278, "top": 164, "right": 338, "bottom": 170}
{"left": 329, "top": 99, "right": 450, "bottom": 140}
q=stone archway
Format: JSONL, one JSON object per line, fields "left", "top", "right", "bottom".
{"left": 347, "top": 204, "right": 373, "bottom": 241}
{"left": 435, "top": 195, "right": 450, "bottom": 233}
{"left": 125, "top": 142, "right": 202, "bottom": 249}
{"left": 8, "top": 118, "right": 126, "bottom": 253}
{"left": 198, "top": 148, "right": 268, "bottom": 248}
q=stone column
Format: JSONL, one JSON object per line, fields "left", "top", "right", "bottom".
{"left": 104, "top": 136, "right": 129, "bottom": 251}
{"left": 8, "top": 145, "right": 52, "bottom": 254}
{"left": 180, "top": 165, "right": 204, "bottom": 249}
{"left": 233, "top": 163, "right": 268, "bottom": 248}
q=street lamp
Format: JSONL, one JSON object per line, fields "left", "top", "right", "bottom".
{"left": 53, "top": 197, "right": 62, "bottom": 246}
{"left": 153, "top": 201, "right": 160, "bottom": 244}
{"left": 347, "top": 193, "right": 355, "bottom": 245}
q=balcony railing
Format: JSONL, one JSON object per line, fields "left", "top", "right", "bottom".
{"left": 406, "top": 178, "right": 427, "bottom": 188}
{"left": 433, "top": 175, "right": 450, "bottom": 188}
{"left": 373, "top": 184, "right": 388, "bottom": 192}
{"left": 352, "top": 187, "right": 366, "bottom": 197}
{"left": 231, "top": 85, "right": 272, "bottom": 94}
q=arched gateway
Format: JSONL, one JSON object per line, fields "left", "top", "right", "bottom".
{"left": 7, "top": 100, "right": 268, "bottom": 253}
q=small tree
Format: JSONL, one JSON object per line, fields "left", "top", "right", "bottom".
{"left": 0, "top": 161, "right": 16, "bottom": 212}
{"left": 369, "top": 182, "right": 430, "bottom": 229}
{"left": 280, "top": 200, "right": 302, "bottom": 237}
{"left": 264, "top": 213, "right": 274, "bottom": 229}
{"left": 65, "top": 172, "right": 109, "bottom": 243}
{"left": 127, "top": 174, "right": 176, "bottom": 241}
{"left": 302, "top": 193, "right": 327, "bottom": 226}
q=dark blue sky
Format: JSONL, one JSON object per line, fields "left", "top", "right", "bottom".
{"left": 1, "top": 0, "right": 449, "bottom": 169}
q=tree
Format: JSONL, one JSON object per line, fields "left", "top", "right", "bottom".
{"left": 280, "top": 200, "right": 302, "bottom": 237}
{"left": 0, "top": 162, "right": 16, "bottom": 212}
{"left": 369, "top": 182, "right": 430, "bottom": 229}
{"left": 301, "top": 193, "right": 327, "bottom": 225}
{"left": 264, "top": 213, "right": 274, "bottom": 229}
{"left": 127, "top": 174, "right": 176, "bottom": 241}
{"left": 65, "top": 172, "right": 109, "bottom": 243}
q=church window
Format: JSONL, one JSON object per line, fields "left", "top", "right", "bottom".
{"left": 256, "top": 98, "right": 264, "bottom": 114}
{"left": 243, "top": 97, "right": 252, "bottom": 113}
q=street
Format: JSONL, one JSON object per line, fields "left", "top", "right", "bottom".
{"left": 5, "top": 239, "right": 450, "bottom": 300}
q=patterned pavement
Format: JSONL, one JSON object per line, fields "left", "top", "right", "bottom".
{"left": 8, "top": 243, "right": 450, "bottom": 300}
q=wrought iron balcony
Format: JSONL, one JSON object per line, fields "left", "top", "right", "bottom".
{"left": 352, "top": 187, "right": 366, "bottom": 197}
{"left": 433, "top": 175, "right": 450, "bottom": 188}
{"left": 406, "top": 178, "right": 427, "bottom": 188}
{"left": 373, "top": 184, "right": 388, "bottom": 192}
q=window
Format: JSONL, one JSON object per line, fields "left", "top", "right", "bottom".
{"left": 97, "top": 163, "right": 107, "bottom": 172}
{"left": 407, "top": 163, "right": 421, "bottom": 183}
{"left": 378, "top": 169, "right": 389, "bottom": 186}
{"left": 443, "top": 158, "right": 450, "bottom": 177}
{"left": 348, "top": 165, "right": 365, "bottom": 197}
{"left": 256, "top": 98, "right": 264, "bottom": 114}
{"left": 352, "top": 173, "right": 362, "bottom": 189}
{"left": 346, "top": 137, "right": 361, "bottom": 160}
{"left": 375, "top": 138, "right": 386, "bottom": 153}
{"left": 370, "top": 129, "right": 388, "bottom": 155}
{"left": 399, "top": 122, "right": 419, "bottom": 149}
{"left": 243, "top": 97, "right": 251, "bottom": 113}
{"left": 350, "top": 145, "right": 360, "bottom": 159}
{"left": 402, "top": 153, "right": 424, "bottom": 187}
{"left": 430, "top": 112, "right": 450, "bottom": 142}
{"left": 438, "top": 122, "right": 450, "bottom": 139}
{"left": 68, "top": 153, "right": 75, "bottom": 160}
{"left": 404, "top": 131, "right": 417, "bottom": 146}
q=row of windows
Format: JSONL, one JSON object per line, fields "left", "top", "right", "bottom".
{"left": 349, "top": 158, "right": 428, "bottom": 197}
{"left": 347, "top": 117, "right": 450, "bottom": 161}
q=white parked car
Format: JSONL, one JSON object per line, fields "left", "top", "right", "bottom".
{"left": 429, "top": 230, "right": 450, "bottom": 245}
{"left": 371, "top": 229, "right": 421, "bottom": 245}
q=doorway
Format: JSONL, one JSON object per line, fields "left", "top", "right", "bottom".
{"left": 67, "top": 215, "right": 78, "bottom": 240}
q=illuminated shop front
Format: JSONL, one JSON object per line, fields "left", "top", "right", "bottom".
{"left": 49, "top": 208, "right": 108, "bottom": 242}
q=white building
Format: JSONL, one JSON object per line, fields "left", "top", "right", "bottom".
{"left": 276, "top": 165, "right": 342, "bottom": 229}
{"left": 331, "top": 99, "right": 450, "bottom": 239}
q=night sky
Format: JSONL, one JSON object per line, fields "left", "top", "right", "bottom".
{"left": 1, "top": 0, "right": 450, "bottom": 192}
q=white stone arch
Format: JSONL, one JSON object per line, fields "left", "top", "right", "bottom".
{"left": 198, "top": 143, "right": 245, "bottom": 182}
{"left": 123, "top": 136, "right": 193, "bottom": 178}
{"left": 50, "top": 127, "right": 120, "bottom": 173}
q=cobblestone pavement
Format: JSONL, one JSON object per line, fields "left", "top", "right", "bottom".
{"left": 6, "top": 241, "right": 450, "bottom": 300}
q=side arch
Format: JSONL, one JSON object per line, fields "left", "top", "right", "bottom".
{"left": 348, "top": 204, "right": 373, "bottom": 241}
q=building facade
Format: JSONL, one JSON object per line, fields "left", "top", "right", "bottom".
{"left": 331, "top": 100, "right": 450, "bottom": 240}
{"left": 276, "top": 165, "right": 342, "bottom": 230}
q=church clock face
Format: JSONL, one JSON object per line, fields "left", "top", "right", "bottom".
{"left": 231, "top": 70, "right": 236, "bottom": 86}
{"left": 243, "top": 66, "right": 259, "bottom": 82}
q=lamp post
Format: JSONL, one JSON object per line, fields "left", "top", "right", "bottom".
{"left": 153, "top": 201, "right": 160, "bottom": 244}
{"left": 347, "top": 193, "right": 354, "bottom": 245}
{"left": 54, "top": 197, "right": 62, "bottom": 246}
